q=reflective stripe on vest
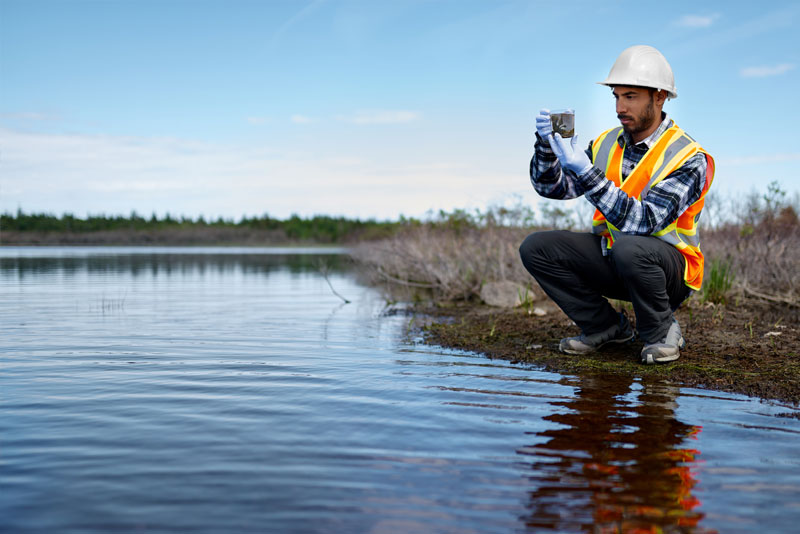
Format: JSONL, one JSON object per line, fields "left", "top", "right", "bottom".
{"left": 591, "top": 127, "right": 624, "bottom": 179}
{"left": 589, "top": 123, "right": 715, "bottom": 290}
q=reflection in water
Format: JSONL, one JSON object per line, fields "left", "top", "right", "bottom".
{"left": 1, "top": 250, "right": 350, "bottom": 279}
{"left": 519, "top": 375, "right": 715, "bottom": 534}
{"left": 3, "top": 248, "right": 799, "bottom": 533}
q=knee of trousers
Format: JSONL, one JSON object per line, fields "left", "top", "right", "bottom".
{"left": 519, "top": 231, "right": 564, "bottom": 272}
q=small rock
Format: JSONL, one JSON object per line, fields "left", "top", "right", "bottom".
{"left": 480, "top": 280, "right": 545, "bottom": 308}
{"left": 480, "top": 280, "right": 527, "bottom": 308}
{"left": 764, "top": 331, "right": 782, "bottom": 337}
{"left": 532, "top": 307, "right": 547, "bottom": 316}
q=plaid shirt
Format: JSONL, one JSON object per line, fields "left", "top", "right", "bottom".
{"left": 530, "top": 113, "right": 708, "bottom": 239}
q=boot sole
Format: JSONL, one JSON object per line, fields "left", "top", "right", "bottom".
{"left": 640, "top": 337, "right": 685, "bottom": 365}
{"left": 559, "top": 333, "right": 635, "bottom": 355}
{"left": 641, "top": 352, "right": 679, "bottom": 365}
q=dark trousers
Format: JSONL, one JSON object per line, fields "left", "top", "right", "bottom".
{"left": 519, "top": 230, "right": 691, "bottom": 343}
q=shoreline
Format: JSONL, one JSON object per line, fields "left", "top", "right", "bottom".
{"left": 0, "top": 242, "right": 347, "bottom": 249}
{"left": 413, "top": 299, "right": 800, "bottom": 406}
{"left": 5, "top": 239, "right": 798, "bottom": 405}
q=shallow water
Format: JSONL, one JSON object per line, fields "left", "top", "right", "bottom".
{"left": 2, "top": 247, "right": 799, "bottom": 533}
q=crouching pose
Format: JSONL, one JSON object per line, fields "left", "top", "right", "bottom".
{"left": 519, "top": 45, "right": 715, "bottom": 364}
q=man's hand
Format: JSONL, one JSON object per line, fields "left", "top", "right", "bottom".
{"left": 550, "top": 133, "right": 593, "bottom": 176}
{"left": 535, "top": 109, "right": 553, "bottom": 140}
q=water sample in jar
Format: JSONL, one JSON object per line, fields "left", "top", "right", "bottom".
{"left": 550, "top": 109, "right": 575, "bottom": 138}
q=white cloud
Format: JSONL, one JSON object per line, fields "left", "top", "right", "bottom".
{"left": 246, "top": 116, "right": 269, "bottom": 125}
{"left": 676, "top": 14, "right": 720, "bottom": 28}
{"left": 0, "top": 128, "right": 277, "bottom": 215}
{"left": 290, "top": 114, "right": 314, "bottom": 124}
{"left": 669, "top": 5, "right": 799, "bottom": 57}
{"left": 0, "top": 127, "right": 517, "bottom": 220}
{"left": 739, "top": 63, "right": 795, "bottom": 78}
{"left": 337, "top": 110, "right": 421, "bottom": 125}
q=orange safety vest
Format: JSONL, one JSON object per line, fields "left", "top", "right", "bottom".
{"left": 590, "top": 123, "right": 715, "bottom": 290}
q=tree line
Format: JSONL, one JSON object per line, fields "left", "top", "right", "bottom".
{"left": 0, "top": 210, "right": 404, "bottom": 243}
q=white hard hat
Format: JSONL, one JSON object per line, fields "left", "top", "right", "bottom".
{"left": 598, "top": 45, "right": 677, "bottom": 99}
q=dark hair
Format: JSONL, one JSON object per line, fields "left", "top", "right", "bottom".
{"left": 610, "top": 85, "right": 659, "bottom": 95}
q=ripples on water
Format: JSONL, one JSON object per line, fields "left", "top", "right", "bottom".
{"left": 1, "top": 247, "right": 799, "bottom": 533}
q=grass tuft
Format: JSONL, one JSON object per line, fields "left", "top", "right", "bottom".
{"left": 702, "top": 258, "right": 734, "bottom": 305}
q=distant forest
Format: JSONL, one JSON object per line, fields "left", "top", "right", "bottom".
{"left": 0, "top": 210, "right": 406, "bottom": 245}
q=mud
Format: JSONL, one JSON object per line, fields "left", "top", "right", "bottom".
{"left": 416, "top": 300, "right": 800, "bottom": 406}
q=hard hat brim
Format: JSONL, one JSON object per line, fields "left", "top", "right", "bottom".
{"left": 597, "top": 80, "right": 677, "bottom": 100}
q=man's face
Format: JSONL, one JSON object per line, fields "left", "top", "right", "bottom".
{"left": 612, "top": 86, "right": 658, "bottom": 137}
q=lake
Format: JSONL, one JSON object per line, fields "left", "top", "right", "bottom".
{"left": 2, "top": 247, "right": 799, "bottom": 533}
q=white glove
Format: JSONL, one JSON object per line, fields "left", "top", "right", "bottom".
{"left": 550, "top": 134, "right": 593, "bottom": 177}
{"left": 535, "top": 108, "right": 553, "bottom": 140}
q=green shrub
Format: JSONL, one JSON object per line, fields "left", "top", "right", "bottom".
{"left": 702, "top": 258, "right": 734, "bottom": 305}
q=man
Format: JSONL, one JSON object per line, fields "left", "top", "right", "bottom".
{"left": 519, "top": 45, "right": 715, "bottom": 364}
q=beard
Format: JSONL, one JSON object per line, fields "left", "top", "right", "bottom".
{"left": 618, "top": 96, "right": 658, "bottom": 137}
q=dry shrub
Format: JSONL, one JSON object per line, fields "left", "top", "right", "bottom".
{"left": 701, "top": 183, "right": 800, "bottom": 305}
{"left": 354, "top": 214, "right": 800, "bottom": 306}
{"left": 353, "top": 184, "right": 799, "bottom": 306}
{"left": 702, "top": 214, "right": 799, "bottom": 305}
{"left": 351, "top": 222, "right": 535, "bottom": 302}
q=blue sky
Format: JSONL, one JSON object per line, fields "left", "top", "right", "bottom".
{"left": 1, "top": 0, "right": 798, "bottom": 221}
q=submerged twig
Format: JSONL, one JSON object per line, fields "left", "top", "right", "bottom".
{"left": 317, "top": 259, "right": 351, "bottom": 304}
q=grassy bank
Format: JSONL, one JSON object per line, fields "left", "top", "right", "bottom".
{"left": 352, "top": 185, "right": 800, "bottom": 404}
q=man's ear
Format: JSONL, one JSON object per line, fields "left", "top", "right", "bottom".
{"left": 655, "top": 89, "right": 668, "bottom": 106}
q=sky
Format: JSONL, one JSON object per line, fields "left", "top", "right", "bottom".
{"left": 1, "top": 0, "right": 799, "bottom": 221}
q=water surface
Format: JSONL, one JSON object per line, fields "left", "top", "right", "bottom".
{"left": 2, "top": 247, "right": 799, "bottom": 533}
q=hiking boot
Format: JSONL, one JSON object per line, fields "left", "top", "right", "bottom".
{"left": 559, "top": 313, "right": 635, "bottom": 355}
{"left": 640, "top": 317, "right": 685, "bottom": 365}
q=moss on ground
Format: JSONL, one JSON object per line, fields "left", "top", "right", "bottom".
{"left": 415, "top": 300, "right": 800, "bottom": 405}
